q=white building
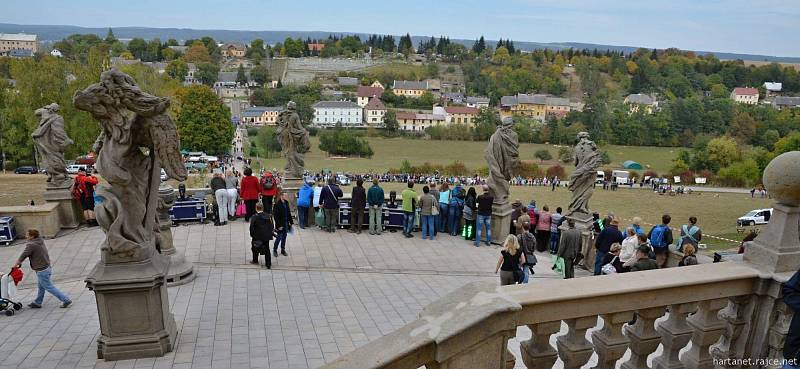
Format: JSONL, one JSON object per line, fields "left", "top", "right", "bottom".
{"left": 50, "top": 49, "right": 63, "bottom": 57}
{"left": 731, "top": 87, "right": 759, "bottom": 105}
{"left": 312, "top": 101, "right": 363, "bottom": 127}
{"left": 364, "top": 98, "right": 386, "bottom": 126}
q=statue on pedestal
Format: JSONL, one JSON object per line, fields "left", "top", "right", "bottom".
{"left": 484, "top": 116, "right": 520, "bottom": 205}
{"left": 32, "top": 103, "right": 73, "bottom": 187}
{"left": 276, "top": 101, "right": 310, "bottom": 178}
{"left": 566, "top": 132, "right": 602, "bottom": 218}
{"left": 74, "top": 68, "right": 187, "bottom": 262}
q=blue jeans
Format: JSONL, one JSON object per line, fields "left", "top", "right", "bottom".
{"left": 475, "top": 214, "right": 491, "bottom": 245}
{"left": 522, "top": 264, "right": 533, "bottom": 283}
{"left": 449, "top": 205, "right": 462, "bottom": 235}
{"left": 34, "top": 267, "right": 70, "bottom": 305}
{"left": 403, "top": 211, "right": 415, "bottom": 234}
{"left": 550, "top": 232, "right": 560, "bottom": 253}
{"left": 438, "top": 203, "right": 449, "bottom": 232}
{"left": 273, "top": 231, "right": 287, "bottom": 252}
{"left": 297, "top": 206, "right": 309, "bottom": 228}
{"left": 422, "top": 215, "right": 435, "bottom": 239}
{"left": 594, "top": 250, "right": 608, "bottom": 275}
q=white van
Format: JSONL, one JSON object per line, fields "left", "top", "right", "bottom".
{"left": 612, "top": 170, "right": 630, "bottom": 184}
{"left": 67, "top": 164, "right": 88, "bottom": 174}
{"left": 595, "top": 171, "right": 605, "bottom": 184}
{"left": 737, "top": 208, "right": 773, "bottom": 226}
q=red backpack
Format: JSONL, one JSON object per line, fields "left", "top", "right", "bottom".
{"left": 260, "top": 172, "right": 276, "bottom": 190}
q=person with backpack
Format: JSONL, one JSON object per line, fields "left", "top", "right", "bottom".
{"left": 367, "top": 179, "right": 384, "bottom": 235}
{"left": 272, "top": 191, "right": 292, "bottom": 257}
{"left": 401, "top": 181, "right": 418, "bottom": 238}
{"left": 517, "top": 222, "right": 537, "bottom": 283}
{"left": 526, "top": 200, "right": 538, "bottom": 229}
{"left": 73, "top": 167, "right": 99, "bottom": 226}
{"left": 437, "top": 183, "right": 451, "bottom": 234}
{"left": 677, "top": 216, "right": 702, "bottom": 252}
{"left": 783, "top": 269, "right": 800, "bottom": 369}
{"left": 319, "top": 177, "right": 343, "bottom": 233}
{"left": 594, "top": 217, "right": 624, "bottom": 275}
{"left": 647, "top": 214, "right": 674, "bottom": 268}
{"left": 260, "top": 170, "right": 279, "bottom": 211}
{"left": 549, "top": 207, "right": 564, "bottom": 254}
{"left": 296, "top": 180, "right": 314, "bottom": 229}
{"left": 678, "top": 244, "right": 698, "bottom": 266}
{"left": 249, "top": 203, "right": 274, "bottom": 268}
{"left": 448, "top": 181, "right": 466, "bottom": 236}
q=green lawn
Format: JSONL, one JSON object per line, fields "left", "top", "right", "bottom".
{"left": 250, "top": 136, "right": 679, "bottom": 175}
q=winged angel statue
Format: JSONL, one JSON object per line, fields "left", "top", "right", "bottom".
{"left": 74, "top": 69, "right": 187, "bottom": 263}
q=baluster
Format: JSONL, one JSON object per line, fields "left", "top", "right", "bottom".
{"left": 622, "top": 307, "right": 666, "bottom": 369}
{"left": 766, "top": 301, "right": 792, "bottom": 369}
{"left": 521, "top": 321, "right": 561, "bottom": 369}
{"left": 557, "top": 316, "right": 596, "bottom": 369}
{"left": 682, "top": 299, "right": 727, "bottom": 369}
{"left": 591, "top": 311, "right": 633, "bottom": 369}
{"left": 653, "top": 303, "right": 696, "bottom": 369}
{"left": 710, "top": 295, "right": 752, "bottom": 369}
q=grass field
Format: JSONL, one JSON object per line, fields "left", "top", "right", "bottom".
{"left": 249, "top": 136, "right": 679, "bottom": 175}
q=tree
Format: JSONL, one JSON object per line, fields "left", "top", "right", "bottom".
{"left": 250, "top": 64, "right": 270, "bottom": 86}
{"left": 318, "top": 124, "right": 374, "bottom": 157}
{"left": 398, "top": 33, "right": 414, "bottom": 55}
{"left": 196, "top": 62, "right": 219, "bottom": 86}
{"left": 175, "top": 85, "right": 234, "bottom": 155}
{"left": 534, "top": 149, "right": 552, "bottom": 162}
{"left": 166, "top": 59, "right": 188, "bottom": 81}
{"left": 558, "top": 146, "right": 572, "bottom": 163}
{"left": 383, "top": 110, "right": 399, "bottom": 135}
{"left": 472, "top": 36, "right": 486, "bottom": 54}
{"left": 728, "top": 112, "right": 757, "bottom": 144}
{"left": 491, "top": 46, "right": 510, "bottom": 65}
{"left": 236, "top": 65, "right": 248, "bottom": 86}
{"left": 706, "top": 136, "right": 740, "bottom": 170}
{"left": 104, "top": 29, "right": 117, "bottom": 44}
{"left": 184, "top": 41, "right": 211, "bottom": 63}
{"left": 773, "top": 131, "right": 800, "bottom": 156}
{"left": 127, "top": 38, "right": 147, "bottom": 60}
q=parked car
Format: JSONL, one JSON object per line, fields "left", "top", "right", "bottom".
{"left": 737, "top": 208, "right": 773, "bottom": 227}
{"left": 160, "top": 169, "right": 168, "bottom": 182}
{"left": 13, "top": 166, "right": 38, "bottom": 174}
{"left": 336, "top": 174, "right": 351, "bottom": 186}
{"left": 66, "top": 164, "right": 89, "bottom": 174}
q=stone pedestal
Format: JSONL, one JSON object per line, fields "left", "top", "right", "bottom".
{"left": 85, "top": 253, "right": 176, "bottom": 361}
{"left": 563, "top": 212, "right": 594, "bottom": 271}
{"left": 44, "top": 185, "right": 82, "bottom": 229}
{"left": 490, "top": 202, "right": 512, "bottom": 245}
{"left": 743, "top": 203, "right": 800, "bottom": 274}
{"left": 157, "top": 185, "right": 194, "bottom": 286}
{"left": 281, "top": 177, "right": 304, "bottom": 218}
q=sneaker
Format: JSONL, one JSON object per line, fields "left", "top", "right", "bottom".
{"left": 281, "top": 250, "right": 288, "bottom": 256}
{"left": 474, "top": 243, "right": 480, "bottom": 247}
{"left": 60, "top": 301, "right": 72, "bottom": 308}
{"left": 273, "top": 250, "right": 278, "bottom": 257}
{"left": 28, "top": 302, "right": 42, "bottom": 309}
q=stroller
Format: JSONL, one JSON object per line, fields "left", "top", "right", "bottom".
{"left": 0, "top": 268, "right": 23, "bottom": 316}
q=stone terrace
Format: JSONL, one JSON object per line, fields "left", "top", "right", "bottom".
{"left": 0, "top": 221, "right": 573, "bottom": 369}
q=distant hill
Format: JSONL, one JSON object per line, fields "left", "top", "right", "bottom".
{"left": 2, "top": 22, "right": 798, "bottom": 63}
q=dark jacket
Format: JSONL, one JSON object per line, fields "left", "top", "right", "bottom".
{"left": 517, "top": 231, "right": 537, "bottom": 264}
{"left": 351, "top": 185, "right": 367, "bottom": 209}
{"left": 210, "top": 176, "right": 227, "bottom": 192}
{"left": 557, "top": 228, "right": 581, "bottom": 260}
{"left": 595, "top": 225, "right": 624, "bottom": 253}
{"left": 16, "top": 237, "right": 51, "bottom": 271}
{"left": 601, "top": 253, "right": 624, "bottom": 273}
{"left": 784, "top": 270, "right": 800, "bottom": 361}
{"left": 273, "top": 200, "right": 293, "bottom": 231}
{"left": 476, "top": 193, "right": 493, "bottom": 216}
{"left": 631, "top": 258, "right": 659, "bottom": 272}
{"left": 320, "top": 184, "right": 344, "bottom": 209}
{"left": 249, "top": 212, "right": 274, "bottom": 242}
{"left": 367, "top": 184, "right": 384, "bottom": 206}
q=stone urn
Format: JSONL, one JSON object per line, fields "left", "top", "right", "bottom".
{"left": 762, "top": 151, "right": 800, "bottom": 206}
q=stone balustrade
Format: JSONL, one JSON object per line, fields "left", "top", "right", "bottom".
{"left": 321, "top": 261, "right": 791, "bottom": 369}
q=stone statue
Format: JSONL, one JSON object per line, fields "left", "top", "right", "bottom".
{"left": 276, "top": 101, "right": 310, "bottom": 178}
{"left": 484, "top": 116, "right": 520, "bottom": 205}
{"left": 73, "top": 69, "right": 187, "bottom": 263}
{"left": 567, "top": 132, "right": 602, "bottom": 217}
{"left": 31, "top": 103, "right": 73, "bottom": 187}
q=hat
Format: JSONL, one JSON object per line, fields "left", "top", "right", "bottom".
{"left": 512, "top": 199, "right": 522, "bottom": 206}
{"left": 611, "top": 218, "right": 620, "bottom": 226}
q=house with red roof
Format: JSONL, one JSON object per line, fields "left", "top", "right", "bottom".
{"left": 357, "top": 85, "right": 385, "bottom": 107}
{"left": 364, "top": 98, "right": 387, "bottom": 126}
{"left": 443, "top": 106, "right": 480, "bottom": 125}
{"left": 731, "top": 87, "right": 759, "bottom": 105}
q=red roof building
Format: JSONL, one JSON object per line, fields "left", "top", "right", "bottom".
{"left": 357, "top": 85, "right": 385, "bottom": 107}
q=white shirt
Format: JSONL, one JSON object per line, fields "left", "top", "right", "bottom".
{"left": 313, "top": 186, "right": 323, "bottom": 207}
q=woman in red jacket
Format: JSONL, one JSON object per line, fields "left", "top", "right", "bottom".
{"left": 239, "top": 167, "right": 261, "bottom": 221}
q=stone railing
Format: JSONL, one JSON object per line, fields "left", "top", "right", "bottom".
{"left": 321, "top": 261, "right": 793, "bottom": 369}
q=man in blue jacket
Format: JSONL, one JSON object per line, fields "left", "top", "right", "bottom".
{"left": 296, "top": 180, "right": 314, "bottom": 229}
{"left": 784, "top": 270, "right": 800, "bottom": 369}
{"left": 367, "top": 179, "right": 385, "bottom": 235}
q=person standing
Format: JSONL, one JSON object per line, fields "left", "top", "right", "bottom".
{"left": 448, "top": 181, "right": 465, "bottom": 236}
{"left": 594, "top": 218, "right": 624, "bottom": 275}
{"left": 648, "top": 214, "right": 674, "bottom": 269}
{"left": 224, "top": 170, "right": 239, "bottom": 221}
{"left": 462, "top": 187, "right": 477, "bottom": 241}
{"left": 510, "top": 200, "right": 523, "bottom": 236}
{"left": 239, "top": 168, "right": 261, "bottom": 222}
{"left": 73, "top": 167, "right": 99, "bottom": 226}
{"left": 677, "top": 216, "right": 702, "bottom": 252}
{"left": 319, "top": 178, "right": 343, "bottom": 233}
{"left": 14, "top": 229, "right": 71, "bottom": 308}
{"left": 429, "top": 182, "right": 440, "bottom": 237}
{"left": 296, "top": 180, "right": 314, "bottom": 229}
{"left": 517, "top": 222, "right": 537, "bottom": 283}
{"left": 419, "top": 186, "right": 437, "bottom": 240}
{"left": 437, "top": 183, "right": 450, "bottom": 234}
{"left": 349, "top": 178, "right": 367, "bottom": 234}
{"left": 272, "top": 192, "right": 292, "bottom": 257}
{"left": 249, "top": 203, "right": 274, "bottom": 268}
{"left": 401, "top": 182, "right": 418, "bottom": 238}
{"left": 367, "top": 179, "right": 384, "bottom": 235}
{"left": 782, "top": 269, "right": 800, "bottom": 369}
{"left": 210, "top": 171, "right": 228, "bottom": 226}
{"left": 558, "top": 218, "right": 581, "bottom": 279}
{"left": 535, "top": 206, "right": 552, "bottom": 253}
{"left": 495, "top": 235, "right": 525, "bottom": 286}
{"left": 260, "top": 170, "right": 279, "bottom": 211}
{"left": 475, "top": 185, "right": 493, "bottom": 247}
{"left": 549, "top": 207, "right": 563, "bottom": 254}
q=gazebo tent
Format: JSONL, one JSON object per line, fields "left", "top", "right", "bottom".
{"left": 623, "top": 160, "right": 643, "bottom": 170}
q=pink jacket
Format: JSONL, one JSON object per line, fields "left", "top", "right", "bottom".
{"left": 536, "top": 211, "right": 551, "bottom": 232}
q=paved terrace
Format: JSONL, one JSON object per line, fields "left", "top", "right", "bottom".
{"left": 0, "top": 221, "right": 579, "bottom": 369}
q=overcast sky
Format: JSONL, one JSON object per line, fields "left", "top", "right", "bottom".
{"left": 3, "top": 0, "right": 799, "bottom": 57}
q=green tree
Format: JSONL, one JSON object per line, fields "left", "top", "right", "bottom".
{"left": 773, "top": 131, "right": 800, "bottom": 156}
{"left": 472, "top": 36, "right": 486, "bottom": 54}
{"left": 728, "top": 112, "right": 758, "bottom": 144}
{"left": 176, "top": 85, "right": 234, "bottom": 154}
{"left": 534, "top": 149, "right": 552, "bottom": 162}
{"left": 706, "top": 136, "right": 740, "bottom": 170}
{"left": 184, "top": 41, "right": 211, "bottom": 63}
{"left": 383, "top": 110, "right": 399, "bottom": 135}
{"left": 166, "top": 59, "right": 188, "bottom": 81}
{"left": 127, "top": 38, "right": 147, "bottom": 60}
{"left": 250, "top": 64, "right": 270, "bottom": 86}
{"left": 236, "top": 65, "right": 248, "bottom": 86}
{"left": 318, "top": 125, "right": 374, "bottom": 157}
{"left": 558, "top": 146, "right": 572, "bottom": 163}
{"left": 196, "top": 62, "right": 219, "bottom": 86}
{"left": 717, "top": 159, "right": 761, "bottom": 187}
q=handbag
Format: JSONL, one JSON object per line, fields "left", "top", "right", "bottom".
{"left": 251, "top": 239, "right": 267, "bottom": 254}
{"left": 315, "top": 208, "right": 325, "bottom": 225}
{"left": 601, "top": 256, "right": 619, "bottom": 275}
{"left": 431, "top": 200, "right": 439, "bottom": 216}
{"left": 236, "top": 202, "right": 246, "bottom": 217}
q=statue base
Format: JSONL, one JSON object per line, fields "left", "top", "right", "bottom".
{"left": 281, "top": 177, "right": 304, "bottom": 218}
{"left": 165, "top": 252, "right": 195, "bottom": 286}
{"left": 490, "top": 202, "right": 513, "bottom": 245}
{"left": 743, "top": 203, "right": 800, "bottom": 274}
{"left": 85, "top": 254, "right": 177, "bottom": 361}
{"left": 44, "top": 185, "right": 82, "bottom": 229}
{"left": 157, "top": 185, "right": 195, "bottom": 286}
{"left": 563, "top": 212, "right": 596, "bottom": 272}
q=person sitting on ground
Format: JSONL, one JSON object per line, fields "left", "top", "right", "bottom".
{"left": 679, "top": 244, "right": 699, "bottom": 266}
{"left": 631, "top": 245, "right": 659, "bottom": 272}
{"left": 620, "top": 227, "right": 639, "bottom": 270}
{"left": 495, "top": 235, "right": 526, "bottom": 286}
{"left": 601, "top": 243, "right": 625, "bottom": 274}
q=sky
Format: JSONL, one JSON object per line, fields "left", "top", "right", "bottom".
{"left": 3, "top": 0, "right": 799, "bottom": 57}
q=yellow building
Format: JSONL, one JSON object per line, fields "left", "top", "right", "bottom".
{"left": 623, "top": 94, "right": 657, "bottom": 114}
{"left": 500, "top": 94, "right": 548, "bottom": 121}
{"left": 0, "top": 33, "right": 38, "bottom": 55}
{"left": 241, "top": 106, "right": 283, "bottom": 126}
{"left": 444, "top": 106, "right": 480, "bottom": 125}
{"left": 392, "top": 80, "right": 428, "bottom": 98}
{"left": 396, "top": 112, "right": 446, "bottom": 131}
{"left": 221, "top": 43, "right": 246, "bottom": 58}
